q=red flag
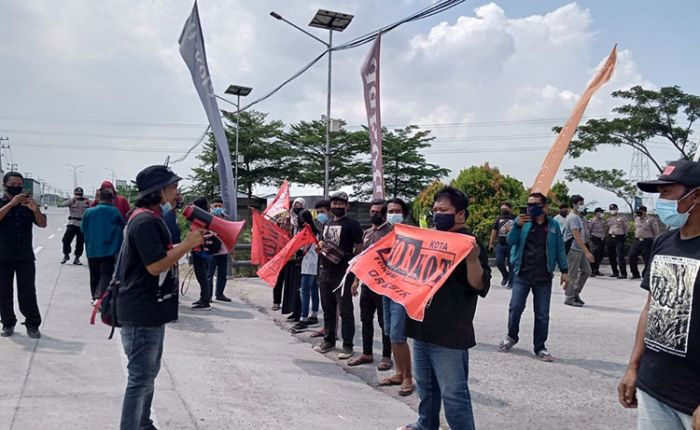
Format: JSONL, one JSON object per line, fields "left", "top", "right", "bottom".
{"left": 257, "top": 225, "right": 318, "bottom": 287}
{"left": 251, "top": 209, "right": 290, "bottom": 265}
{"left": 263, "top": 179, "right": 290, "bottom": 219}
{"left": 349, "top": 224, "right": 475, "bottom": 322}
{"left": 361, "top": 34, "right": 384, "bottom": 200}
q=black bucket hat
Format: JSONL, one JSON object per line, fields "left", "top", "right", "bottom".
{"left": 135, "top": 165, "right": 181, "bottom": 199}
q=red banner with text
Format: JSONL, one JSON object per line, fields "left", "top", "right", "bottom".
{"left": 251, "top": 209, "right": 290, "bottom": 266}
{"left": 257, "top": 225, "right": 317, "bottom": 287}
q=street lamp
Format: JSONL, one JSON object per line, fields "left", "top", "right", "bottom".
{"left": 270, "top": 9, "right": 354, "bottom": 198}
{"left": 224, "top": 84, "right": 253, "bottom": 222}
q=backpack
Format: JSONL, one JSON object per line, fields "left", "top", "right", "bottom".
{"left": 90, "top": 208, "right": 152, "bottom": 339}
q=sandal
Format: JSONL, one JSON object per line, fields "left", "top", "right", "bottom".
{"left": 498, "top": 336, "right": 516, "bottom": 353}
{"left": 379, "top": 375, "right": 403, "bottom": 386}
{"left": 536, "top": 349, "right": 554, "bottom": 362}
{"left": 309, "top": 330, "right": 325, "bottom": 338}
{"left": 271, "top": 304, "right": 280, "bottom": 311}
{"left": 348, "top": 355, "right": 373, "bottom": 366}
{"left": 398, "top": 380, "right": 415, "bottom": 397}
{"left": 378, "top": 358, "right": 393, "bottom": 371}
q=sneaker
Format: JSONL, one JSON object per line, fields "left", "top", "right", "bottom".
{"left": 618, "top": 274, "right": 627, "bottom": 279}
{"left": 192, "top": 303, "right": 211, "bottom": 311}
{"left": 215, "top": 295, "right": 232, "bottom": 302}
{"left": 1, "top": 326, "right": 14, "bottom": 337}
{"left": 73, "top": 258, "right": 82, "bottom": 266}
{"left": 313, "top": 340, "right": 335, "bottom": 354}
{"left": 630, "top": 275, "right": 641, "bottom": 280}
{"left": 290, "top": 321, "right": 309, "bottom": 333}
{"left": 286, "top": 314, "right": 299, "bottom": 322}
{"left": 307, "top": 316, "right": 319, "bottom": 326}
{"left": 609, "top": 273, "right": 619, "bottom": 278}
{"left": 192, "top": 300, "right": 201, "bottom": 306}
{"left": 26, "top": 327, "right": 41, "bottom": 339}
{"left": 575, "top": 295, "right": 585, "bottom": 305}
{"left": 498, "top": 336, "right": 516, "bottom": 352}
{"left": 536, "top": 349, "right": 554, "bottom": 362}
{"left": 337, "top": 346, "right": 353, "bottom": 360}
{"left": 271, "top": 304, "right": 281, "bottom": 311}
{"left": 60, "top": 255, "right": 69, "bottom": 264}
{"left": 564, "top": 298, "right": 583, "bottom": 307}
{"left": 500, "top": 278, "right": 508, "bottom": 287}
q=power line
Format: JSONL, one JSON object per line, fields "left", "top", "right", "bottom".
{"left": 0, "top": 115, "right": 205, "bottom": 129}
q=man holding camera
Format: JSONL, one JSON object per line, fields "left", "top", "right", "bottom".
{"left": 60, "top": 187, "right": 90, "bottom": 265}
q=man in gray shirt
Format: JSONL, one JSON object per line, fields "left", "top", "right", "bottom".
{"left": 563, "top": 195, "right": 594, "bottom": 307}
{"left": 606, "top": 203, "right": 629, "bottom": 279}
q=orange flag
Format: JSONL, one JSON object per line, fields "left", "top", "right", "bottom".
{"left": 263, "top": 179, "right": 290, "bottom": 219}
{"left": 531, "top": 45, "right": 618, "bottom": 195}
{"left": 250, "top": 209, "right": 290, "bottom": 266}
{"left": 349, "top": 224, "right": 475, "bottom": 322}
{"left": 257, "top": 225, "right": 318, "bottom": 287}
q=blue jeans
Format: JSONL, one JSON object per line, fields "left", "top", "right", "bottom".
{"left": 507, "top": 275, "right": 552, "bottom": 353}
{"left": 495, "top": 243, "right": 512, "bottom": 286}
{"left": 383, "top": 297, "right": 407, "bottom": 343}
{"left": 411, "top": 340, "right": 475, "bottom": 430}
{"left": 120, "top": 325, "right": 165, "bottom": 430}
{"left": 637, "top": 389, "right": 693, "bottom": 430}
{"left": 208, "top": 254, "right": 229, "bottom": 298}
{"left": 299, "top": 274, "right": 319, "bottom": 319}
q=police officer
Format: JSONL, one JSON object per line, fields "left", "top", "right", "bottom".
{"left": 59, "top": 187, "right": 90, "bottom": 265}
{"left": 606, "top": 204, "right": 629, "bottom": 279}
{"left": 628, "top": 206, "right": 659, "bottom": 279}
{"left": 588, "top": 207, "right": 607, "bottom": 276}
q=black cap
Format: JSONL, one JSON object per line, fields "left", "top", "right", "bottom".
{"left": 609, "top": 203, "right": 619, "bottom": 210}
{"left": 135, "top": 165, "right": 181, "bottom": 199}
{"left": 74, "top": 187, "right": 84, "bottom": 194}
{"left": 637, "top": 159, "right": 700, "bottom": 193}
{"left": 594, "top": 207, "right": 604, "bottom": 214}
{"left": 638, "top": 205, "right": 647, "bottom": 212}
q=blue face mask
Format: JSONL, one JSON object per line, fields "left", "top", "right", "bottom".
{"left": 212, "top": 207, "right": 224, "bottom": 216}
{"left": 433, "top": 213, "right": 455, "bottom": 231}
{"left": 387, "top": 213, "right": 404, "bottom": 225}
{"left": 527, "top": 204, "right": 544, "bottom": 218}
{"left": 655, "top": 197, "right": 695, "bottom": 229}
{"left": 316, "top": 213, "right": 329, "bottom": 224}
{"left": 160, "top": 202, "right": 172, "bottom": 216}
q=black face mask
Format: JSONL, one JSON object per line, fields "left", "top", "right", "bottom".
{"left": 636, "top": 211, "right": 643, "bottom": 217}
{"left": 370, "top": 213, "right": 384, "bottom": 226}
{"left": 6, "top": 186, "right": 23, "bottom": 196}
{"left": 560, "top": 210, "right": 568, "bottom": 217}
{"left": 293, "top": 207, "right": 303, "bottom": 215}
{"left": 331, "top": 207, "right": 346, "bottom": 218}
{"left": 500, "top": 209, "right": 510, "bottom": 216}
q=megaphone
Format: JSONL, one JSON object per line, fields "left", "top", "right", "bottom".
{"left": 183, "top": 205, "right": 246, "bottom": 252}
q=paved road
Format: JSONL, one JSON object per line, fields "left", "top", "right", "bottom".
{"left": 1, "top": 207, "right": 644, "bottom": 429}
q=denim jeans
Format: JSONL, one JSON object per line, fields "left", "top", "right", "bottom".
{"left": 411, "top": 340, "right": 475, "bottom": 430}
{"left": 637, "top": 389, "right": 693, "bottom": 430}
{"left": 208, "top": 254, "right": 229, "bottom": 298}
{"left": 120, "top": 325, "right": 165, "bottom": 430}
{"left": 507, "top": 275, "right": 552, "bottom": 353}
{"left": 299, "top": 274, "right": 319, "bottom": 320}
{"left": 383, "top": 297, "right": 407, "bottom": 343}
{"left": 495, "top": 243, "right": 512, "bottom": 287}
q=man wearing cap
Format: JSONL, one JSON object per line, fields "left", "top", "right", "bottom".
{"left": 314, "top": 191, "right": 363, "bottom": 360}
{"left": 618, "top": 159, "right": 700, "bottom": 430}
{"left": 117, "top": 165, "right": 203, "bottom": 430}
{"left": 59, "top": 187, "right": 89, "bottom": 265}
{"left": 562, "top": 195, "right": 594, "bottom": 307}
{"left": 588, "top": 207, "right": 607, "bottom": 276}
{"left": 629, "top": 206, "right": 660, "bottom": 280}
{"left": 606, "top": 203, "right": 629, "bottom": 279}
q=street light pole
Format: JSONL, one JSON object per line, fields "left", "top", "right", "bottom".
{"left": 324, "top": 29, "right": 332, "bottom": 198}
{"left": 224, "top": 84, "right": 253, "bottom": 222}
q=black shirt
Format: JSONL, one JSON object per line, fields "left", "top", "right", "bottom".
{"left": 0, "top": 195, "right": 40, "bottom": 262}
{"left": 492, "top": 214, "right": 515, "bottom": 246}
{"left": 637, "top": 230, "right": 700, "bottom": 415}
{"left": 117, "top": 211, "right": 178, "bottom": 327}
{"left": 405, "top": 228, "right": 491, "bottom": 350}
{"left": 320, "top": 216, "right": 363, "bottom": 270}
{"left": 519, "top": 219, "right": 551, "bottom": 283}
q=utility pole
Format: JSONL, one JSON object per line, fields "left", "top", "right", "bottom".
{"left": 8, "top": 163, "right": 18, "bottom": 171}
{"left": 66, "top": 164, "right": 84, "bottom": 189}
{"left": 105, "top": 167, "right": 115, "bottom": 185}
{"left": 0, "top": 137, "right": 9, "bottom": 173}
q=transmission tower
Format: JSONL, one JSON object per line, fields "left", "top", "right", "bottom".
{"left": 628, "top": 149, "right": 654, "bottom": 211}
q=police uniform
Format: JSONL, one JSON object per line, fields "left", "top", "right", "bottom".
{"left": 605, "top": 206, "right": 628, "bottom": 278}
{"left": 628, "top": 212, "right": 659, "bottom": 278}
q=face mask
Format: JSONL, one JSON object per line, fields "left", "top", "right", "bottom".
{"left": 433, "top": 213, "right": 455, "bottom": 231}
{"left": 331, "top": 207, "right": 346, "bottom": 218}
{"left": 212, "top": 207, "right": 224, "bottom": 216}
{"left": 528, "top": 205, "right": 544, "bottom": 218}
{"left": 387, "top": 213, "right": 404, "bottom": 225}
{"left": 160, "top": 201, "right": 172, "bottom": 216}
{"left": 6, "top": 186, "right": 23, "bottom": 196}
{"left": 655, "top": 197, "right": 695, "bottom": 229}
{"left": 370, "top": 213, "right": 384, "bottom": 226}
{"left": 500, "top": 209, "right": 509, "bottom": 216}
{"left": 293, "top": 207, "right": 303, "bottom": 215}
{"left": 610, "top": 210, "right": 618, "bottom": 216}
{"left": 559, "top": 210, "right": 568, "bottom": 217}
{"left": 75, "top": 194, "right": 84, "bottom": 198}
{"left": 316, "top": 213, "right": 329, "bottom": 224}
{"left": 176, "top": 200, "right": 184, "bottom": 210}
{"left": 635, "top": 211, "right": 643, "bottom": 217}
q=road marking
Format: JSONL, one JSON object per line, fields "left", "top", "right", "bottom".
{"left": 34, "top": 246, "right": 43, "bottom": 254}
{"left": 57, "top": 228, "right": 63, "bottom": 232}
{"left": 48, "top": 234, "right": 55, "bottom": 240}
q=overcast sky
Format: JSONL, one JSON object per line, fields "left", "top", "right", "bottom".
{"left": 1, "top": 0, "right": 698, "bottom": 207}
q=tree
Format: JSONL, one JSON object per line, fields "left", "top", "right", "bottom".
{"left": 279, "top": 118, "right": 370, "bottom": 190}
{"left": 190, "top": 110, "right": 289, "bottom": 203}
{"left": 564, "top": 167, "right": 637, "bottom": 212}
{"left": 411, "top": 180, "right": 445, "bottom": 224}
{"left": 547, "top": 181, "right": 571, "bottom": 211}
{"left": 557, "top": 85, "right": 700, "bottom": 201}
{"left": 352, "top": 126, "right": 450, "bottom": 201}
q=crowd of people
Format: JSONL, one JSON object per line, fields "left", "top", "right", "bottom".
{"left": 0, "top": 158, "right": 698, "bottom": 430}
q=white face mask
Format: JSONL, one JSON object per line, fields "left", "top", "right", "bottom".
{"left": 610, "top": 210, "right": 618, "bottom": 216}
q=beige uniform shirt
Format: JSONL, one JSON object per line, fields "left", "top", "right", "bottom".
{"left": 634, "top": 216, "right": 659, "bottom": 239}
{"left": 606, "top": 215, "right": 628, "bottom": 237}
